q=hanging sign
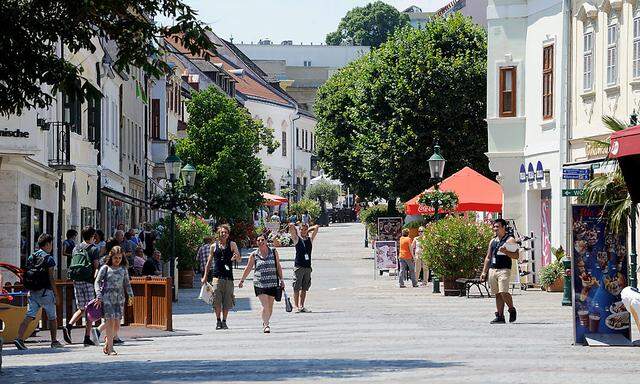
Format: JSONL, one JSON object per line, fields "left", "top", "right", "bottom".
{"left": 562, "top": 189, "right": 584, "bottom": 197}
{"left": 527, "top": 163, "right": 535, "bottom": 182}
{"left": 535, "top": 161, "right": 544, "bottom": 181}
{"left": 519, "top": 164, "right": 526, "bottom": 183}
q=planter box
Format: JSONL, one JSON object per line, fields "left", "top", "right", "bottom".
{"left": 545, "top": 276, "right": 564, "bottom": 292}
{"left": 443, "top": 276, "right": 461, "bottom": 296}
{"left": 178, "top": 269, "right": 195, "bottom": 289}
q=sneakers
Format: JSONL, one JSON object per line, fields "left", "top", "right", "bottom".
{"left": 508, "top": 307, "right": 517, "bottom": 323}
{"left": 216, "top": 319, "right": 223, "bottom": 330}
{"left": 83, "top": 335, "right": 96, "bottom": 346}
{"left": 221, "top": 320, "right": 229, "bottom": 330}
{"left": 50, "top": 341, "right": 64, "bottom": 349}
{"left": 490, "top": 312, "right": 506, "bottom": 324}
{"left": 300, "top": 307, "right": 312, "bottom": 313}
{"left": 399, "top": 285, "right": 406, "bottom": 288}
{"left": 113, "top": 338, "right": 124, "bottom": 345}
{"left": 14, "top": 338, "right": 27, "bottom": 350}
{"left": 63, "top": 324, "right": 73, "bottom": 344}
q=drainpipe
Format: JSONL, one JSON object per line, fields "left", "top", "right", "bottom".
{"left": 559, "top": 0, "right": 572, "bottom": 251}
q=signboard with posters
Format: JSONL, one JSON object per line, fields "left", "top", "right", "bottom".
{"left": 377, "top": 217, "right": 403, "bottom": 241}
{"left": 571, "top": 205, "right": 630, "bottom": 344}
{"left": 374, "top": 241, "right": 398, "bottom": 270}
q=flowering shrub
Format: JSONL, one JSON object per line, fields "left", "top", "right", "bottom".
{"left": 155, "top": 215, "right": 213, "bottom": 270}
{"left": 418, "top": 190, "right": 459, "bottom": 213}
{"left": 419, "top": 216, "right": 493, "bottom": 278}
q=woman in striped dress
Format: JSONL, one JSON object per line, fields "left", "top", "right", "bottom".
{"left": 239, "top": 234, "right": 284, "bottom": 333}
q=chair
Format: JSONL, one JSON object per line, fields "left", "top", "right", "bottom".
{"left": 456, "top": 270, "right": 492, "bottom": 298}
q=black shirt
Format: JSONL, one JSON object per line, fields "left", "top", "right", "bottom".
{"left": 294, "top": 237, "right": 313, "bottom": 268}
{"left": 211, "top": 241, "right": 234, "bottom": 279}
{"left": 490, "top": 235, "right": 514, "bottom": 269}
{"left": 142, "top": 257, "right": 161, "bottom": 276}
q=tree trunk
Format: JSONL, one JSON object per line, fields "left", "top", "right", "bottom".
{"left": 387, "top": 197, "right": 397, "bottom": 216}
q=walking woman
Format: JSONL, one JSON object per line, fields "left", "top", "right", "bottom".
{"left": 238, "top": 234, "right": 285, "bottom": 333}
{"left": 94, "top": 246, "right": 134, "bottom": 355}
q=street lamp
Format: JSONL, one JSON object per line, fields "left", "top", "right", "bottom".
{"left": 181, "top": 163, "right": 197, "bottom": 188}
{"left": 428, "top": 142, "right": 446, "bottom": 294}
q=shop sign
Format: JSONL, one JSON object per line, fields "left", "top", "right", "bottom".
{"left": 527, "top": 163, "right": 535, "bottom": 182}
{"left": 535, "top": 161, "right": 544, "bottom": 181}
{"left": 562, "top": 189, "right": 583, "bottom": 197}
{"left": 571, "top": 205, "right": 630, "bottom": 344}
{"left": 0, "top": 128, "right": 30, "bottom": 138}
{"left": 518, "top": 164, "right": 526, "bottom": 183}
{"left": 377, "top": 217, "right": 403, "bottom": 241}
{"left": 374, "top": 240, "right": 398, "bottom": 270}
{"left": 563, "top": 168, "right": 591, "bottom": 180}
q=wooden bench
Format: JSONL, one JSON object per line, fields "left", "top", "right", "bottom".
{"left": 456, "top": 272, "right": 492, "bottom": 298}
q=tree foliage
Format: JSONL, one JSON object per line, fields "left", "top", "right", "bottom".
{"left": 176, "top": 87, "right": 278, "bottom": 220}
{"left": 315, "top": 14, "right": 488, "bottom": 204}
{"left": 0, "top": 0, "right": 214, "bottom": 116}
{"left": 304, "top": 180, "right": 340, "bottom": 204}
{"left": 325, "top": 1, "right": 410, "bottom": 48}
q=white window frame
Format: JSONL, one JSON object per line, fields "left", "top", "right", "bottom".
{"left": 583, "top": 25, "right": 594, "bottom": 91}
{"left": 606, "top": 15, "right": 618, "bottom": 86}
{"left": 634, "top": 11, "right": 640, "bottom": 79}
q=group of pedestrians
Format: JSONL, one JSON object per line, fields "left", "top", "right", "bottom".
{"left": 13, "top": 223, "right": 161, "bottom": 353}
{"left": 202, "top": 221, "right": 319, "bottom": 333}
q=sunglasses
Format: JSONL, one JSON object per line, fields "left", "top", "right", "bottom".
{"left": 257, "top": 239, "right": 266, "bottom": 242}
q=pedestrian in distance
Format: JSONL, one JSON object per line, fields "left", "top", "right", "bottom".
{"left": 63, "top": 226, "right": 100, "bottom": 346}
{"left": 63, "top": 229, "right": 78, "bottom": 268}
{"left": 201, "top": 224, "right": 242, "bottom": 330}
{"left": 142, "top": 250, "right": 163, "bottom": 276}
{"left": 14, "top": 234, "right": 63, "bottom": 350}
{"left": 94, "top": 246, "right": 134, "bottom": 355}
{"left": 289, "top": 222, "right": 318, "bottom": 312}
{"left": 238, "top": 234, "right": 285, "bottom": 333}
{"left": 94, "top": 229, "right": 106, "bottom": 257}
{"left": 132, "top": 247, "right": 146, "bottom": 276}
{"left": 411, "top": 226, "right": 427, "bottom": 286}
{"left": 398, "top": 228, "right": 419, "bottom": 288}
{"left": 197, "top": 236, "right": 213, "bottom": 275}
{"left": 301, "top": 210, "right": 310, "bottom": 225}
{"left": 480, "top": 218, "right": 520, "bottom": 324}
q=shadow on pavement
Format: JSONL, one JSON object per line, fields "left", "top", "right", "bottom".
{"left": 3, "top": 358, "right": 462, "bottom": 382}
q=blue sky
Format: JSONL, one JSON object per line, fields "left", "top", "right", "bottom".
{"left": 166, "top": 1, "right": 451, "bottom": 44}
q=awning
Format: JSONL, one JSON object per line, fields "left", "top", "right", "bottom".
{"left": 102, "top": 187, "right": 150, "bottom": 210}
{"left": 610, "top": 125, "right": 640, "bottom": 201}
{"left": 262, "top": 192, "right": 288, "bottom": 206}
{"left": 404, "top": 167, "right": 503, "bottom": 215}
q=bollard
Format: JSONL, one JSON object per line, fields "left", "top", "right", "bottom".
{"left": 433, "top": 275, "right": 441, "bottom": 294}
{"left": 562, "top": 257, "right": 572, "bottom": 306}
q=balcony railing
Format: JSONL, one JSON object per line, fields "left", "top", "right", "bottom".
{"left": 47, "top": 122, "right": 75, "bottom": 171}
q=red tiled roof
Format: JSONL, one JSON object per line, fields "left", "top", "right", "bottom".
{"left": 164, "top": 37, "right": 290, "bottom": 106}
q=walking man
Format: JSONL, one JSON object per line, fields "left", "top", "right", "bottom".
{"left": 480, "top": 219, "right": 519, "bottom": 324}
{"left": 289, "top": 222, "right": 319, "bottom": 312}
{"left": 63, "top": 226, "right": 101, "bottom": 346}
{"left": 63, "top": 229, "right": 78, "bottom": 268}
{"left": 201, "top": 224, "right": 241, "bottom": 330}
{"left": 411, "top": 226, "right": 427, "bottom": 285}
{"left": 14, "top": 234, "right": 63, "bottom": 350}
{"left": 197, "top": 236, "right": 213, "bottom": 276}
{"left": 399, "top": 229, "right": 418, "bottom": 288}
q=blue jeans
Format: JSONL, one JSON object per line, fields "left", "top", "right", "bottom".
{"left": 399, "top": 259, "right": 418, "bottom": 287}
{"left": 26, "top": 289, "right": 57, "bottom": 320}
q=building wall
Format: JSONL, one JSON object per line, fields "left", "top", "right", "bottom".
{"left": 235, "top": 44, "right": 370, "bottom": 68}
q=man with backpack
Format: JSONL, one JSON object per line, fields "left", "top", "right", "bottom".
{"left": 63, "top": 226, "right": 101, "bottom": 346}
{"left": 14, "top": 234, "right": 63, "bottom": 350}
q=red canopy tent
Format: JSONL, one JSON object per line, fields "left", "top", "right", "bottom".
{"left": 404, "top": 167, "right": 503, "bottom": 215}
{"left": 261, "top": 192, "right": 289, "bottom": 207}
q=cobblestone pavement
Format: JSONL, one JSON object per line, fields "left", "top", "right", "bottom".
{"left": 3, "top": 223, "right": 640, "bottom": 383}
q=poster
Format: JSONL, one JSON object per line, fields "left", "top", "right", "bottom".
{"left": 374, "top": 241, "right": 398, "bottom": 270}
{"left": 541, "top": 190, "right": 552, "bottom": 266}
{"left": 377, "top": 217, "right": 403, "bottom": 241}
{"left": 572, "top": 205, "right": 630, "bottom": 344}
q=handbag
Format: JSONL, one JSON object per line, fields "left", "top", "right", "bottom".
{"left": 198, "top": 282, "right": 214, "bottom": 305}
{"left": 86, "top": 273, "right": 107, "bottom": 323}
{"left": 283, "top": 289, "right": 293, "bottom": 313}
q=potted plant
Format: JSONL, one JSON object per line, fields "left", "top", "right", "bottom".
{"left": 540, "top": 247, "right": 565, "bottom": 292}
{"left": 420, "top": 216, "right": 493, "bottom": 296}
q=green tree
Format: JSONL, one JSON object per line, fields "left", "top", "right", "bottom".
{"left": 304, "top": 180, "right": 341, "bottom": 219}
{"left": 0, "top": 0, "right": 214, "bottom": 116}
{"left": 325, "top": 1, "right": 410, "bottom": 48}
{"left": 176, "top": 87, "right": 278, "bottom": 220}
{"left": 315, "top": 14, "right": 488, "bottom": 212}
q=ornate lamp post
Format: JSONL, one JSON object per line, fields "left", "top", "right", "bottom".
{"left": 629, "top": 111, "right": 638, "bottom": 288}
{"left": 428, "top": 143, "right": 446, "bottom": 294}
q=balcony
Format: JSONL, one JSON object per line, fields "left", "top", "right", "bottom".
{"left": 486, "top": 116, "right": 526, "bottom": 154}
{"left": 47, "top": 122, "right": 76, "bottom": 172}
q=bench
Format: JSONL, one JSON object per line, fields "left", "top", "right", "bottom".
{"left": 456, "top": 273, "right": 492, "bottom": 298}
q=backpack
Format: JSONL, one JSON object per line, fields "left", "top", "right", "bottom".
{"left": 68, "top": 245, "right": 94, "bottom": 282}
{"left": 23, "top": 251, "right": 51, "bottom": 291}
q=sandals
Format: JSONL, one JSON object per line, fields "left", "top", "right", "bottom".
{"left": 103, "top": 346, "right": 118, "bottom": 355}
{"left": 263, "top": 324, "right": 271, "bottom": 333}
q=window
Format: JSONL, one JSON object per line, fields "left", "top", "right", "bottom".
{"left": 583, "top": 28, "right": 594, "bottom": 91}
{"left": 542, "top": 45, "right": 554, "bottom": 119}
{"left": 281, "top": 131, "right": 287, "bottom": 156}
{"left": 634, "top": 14, "right": 640, "bottom": 78}
{"left": 303, "top": 60, "right": 312, "bottom": 67}
{"left": 499, "top": 67, "right": 516, "bottom": 117}
{"left": 87, "top": 94, "right": 100, "bottom": 142}
{"left": 607, "top": 18, "right": 618, "bottom": 86}
{"left": 296, "top": 128, "right": 300, "bottom": 148}
{"left": 62, "top": 83, "right": 82, "bottom": 134}
{"left": 20, "top": 204, "right": 31, "bottom": 268}
{"left": 152, "top": 99, "right": 160, "bottom": 139}
{"left": 33, "top": 208, "right": 43, "bottom": 251}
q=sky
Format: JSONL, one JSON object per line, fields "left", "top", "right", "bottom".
{"left": 166, "top": 1, "right": 451, "bottom": 44}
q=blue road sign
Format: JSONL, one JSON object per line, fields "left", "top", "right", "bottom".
{"left": 562, "top": 168, "right": 591, "bottom": 180}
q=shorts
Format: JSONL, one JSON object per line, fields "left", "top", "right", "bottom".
{"left": 26, "top": 289, "right": 57, "bottom": 320}
{"left": 254, "top": 286, "right": 279, "bottom": 297}
{"left": 489, "top": 268, "right": 511, "bottom": 295}
{"left": 293, "top": 267, "right": 312, "bottom": 292}
{"left": 73, "top": 281, "right": 95, "bottom": 309}
{"left": 212, "top": 277, "right": 235, "bottom": 309}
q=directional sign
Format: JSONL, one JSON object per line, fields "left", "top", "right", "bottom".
{"left": 562, "top": 168, "right": 591, "bottom": 180}
{"left": 562, "top": 189, "right": 584, "bottom": 197}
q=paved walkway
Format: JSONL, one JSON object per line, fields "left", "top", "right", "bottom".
{"left": 3, "top": 223, "right": 640, "bottom": 383}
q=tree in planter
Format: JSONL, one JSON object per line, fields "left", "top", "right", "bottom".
{"left": 539, "top": 247, "right": 566, "bottom": 291}
{"left": 289, "top": 199, "right": 321, "bottom": 222}
{"left": 316, "top": 14, "right": 488, "bottom": 211}
{"left": 304, "top": 180, "right": 340, "bottom": 225}
{"left": 419, "top": 216, "right": 493, "bottom": 293}
{"left": 359, "top": 204, "right": 389, "bottom": 237}
{"left": 418, "top": 190, "right": 459, "bottom": 215}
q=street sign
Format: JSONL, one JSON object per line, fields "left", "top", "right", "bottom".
{"left": 562, "top": 189, "right": 583, "bottom": 197}
{"left": 562, "top": 168, "right": 591, "bottom": 180}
